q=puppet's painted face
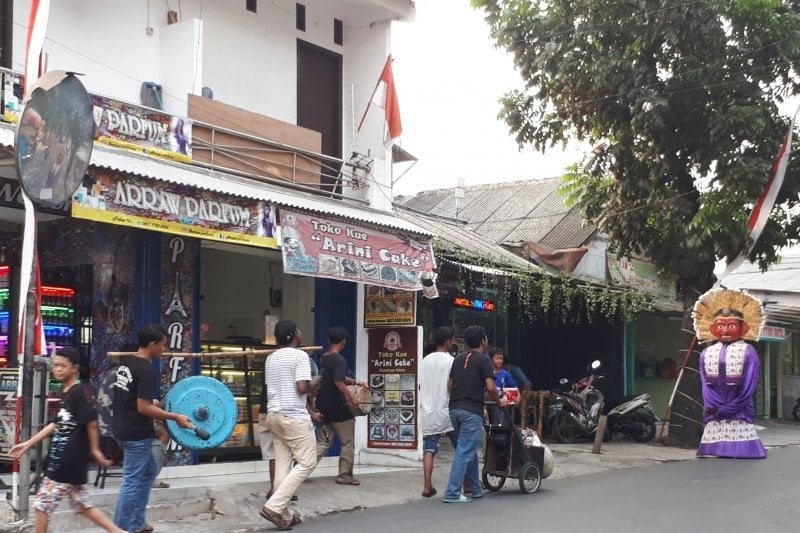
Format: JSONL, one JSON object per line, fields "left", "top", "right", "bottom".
{"left": 710, "top": 317, "right": 749, "bottom": 342}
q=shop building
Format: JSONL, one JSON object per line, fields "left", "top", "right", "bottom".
{"left": 396, "top": 180, "right": 659, "bottom": 398}
{"left": 0, "top": 0, "right": 436, "bottom": 472}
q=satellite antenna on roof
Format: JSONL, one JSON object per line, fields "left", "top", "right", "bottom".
{"left": 455, "top": 177, "right": 465, "bottom": 219}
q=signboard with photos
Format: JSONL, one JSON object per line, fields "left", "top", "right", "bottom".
{"left": 367, "top": 327, "right": 418, "bottom": 450}
{"left": 280, "top": 210, "right": 435, "bottom": 291}
{"left": 364, "top": 285, "right": 416, "bottom": 327}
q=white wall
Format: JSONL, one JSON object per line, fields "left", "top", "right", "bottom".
{"left": 14, "top": 0, "right": 406, "bottom": 210}
{"left": 572, "top": 236, "right": 608, "bottom": 281}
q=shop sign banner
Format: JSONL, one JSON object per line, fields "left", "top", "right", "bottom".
{"left": 91, "top": 94, "right": 192, "bottom": 163}
{"left": 367, "top": 328, "right": 418, "bottom": 450}
{"left": 365, "top": 285, "right": 416, "bottom": 327}
{"left": 280, "top": 210, "right": 435, "bottom": 291}
{"left": 72, "top": 170, "right": 279, "bottom": 249}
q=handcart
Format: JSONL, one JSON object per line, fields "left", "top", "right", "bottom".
{"left": 482, "top": 403, "right": 544, "bottom": 494}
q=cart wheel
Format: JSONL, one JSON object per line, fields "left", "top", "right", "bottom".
{"left": 519, "top": 462, "right": 541, "bottom": 494}
{"left": 482, "top": 471, "right": 506, "bottom": 492}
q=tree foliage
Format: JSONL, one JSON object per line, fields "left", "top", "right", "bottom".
{"left": 472, "top": 0, "right": 800, "bottom": 310}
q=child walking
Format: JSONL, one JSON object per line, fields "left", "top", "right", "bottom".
{"left": 9, "top": 347, "right": 123, "bottom": 533}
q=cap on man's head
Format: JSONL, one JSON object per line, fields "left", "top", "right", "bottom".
{"left": 274, "top": 320, "right": 298, "bottom": 345}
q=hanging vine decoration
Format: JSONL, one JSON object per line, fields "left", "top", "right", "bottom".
{"left": 432, "top": 240, "right": 652, "bottom": 325}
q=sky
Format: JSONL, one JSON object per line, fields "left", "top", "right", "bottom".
{"left": 390, "top": 0, "right": 586, "bottom": 197}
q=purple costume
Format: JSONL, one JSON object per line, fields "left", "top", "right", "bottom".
{"left": 696, "top": 340, "right": 766, "bottom": 459}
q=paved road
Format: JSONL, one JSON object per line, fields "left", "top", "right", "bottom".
{"left": 298, "top": 447, "right": 800, "bottom": 533}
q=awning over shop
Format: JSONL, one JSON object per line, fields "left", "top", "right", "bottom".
{"left": 88, "top": 143, "right": 430, "bottom": 237}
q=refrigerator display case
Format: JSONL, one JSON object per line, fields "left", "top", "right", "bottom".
{"left": 198, "top": 340, "right": 270, "bottom": 460}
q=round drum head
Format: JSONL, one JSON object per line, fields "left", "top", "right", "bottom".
{"left": 164, "top": 375, "right": 237, "bottom": 449}
{"left": 15, "top": 71, "right": 95, "bottom": 208}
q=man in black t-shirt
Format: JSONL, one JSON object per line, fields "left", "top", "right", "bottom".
{"left": 315, "top": 326, "right": 367, "bottom": 485}
{"left": 112, "top": 324, "right": 192, "bottom": 533}
{"left": 10, "top": 347, "right": 123, "bottom": 532}
{"left": 443, "top": 325, "right": 506, "bottom": 503}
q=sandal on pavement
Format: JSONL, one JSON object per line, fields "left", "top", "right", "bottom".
{"left": 422, "top": 488, "right": 437, "bottom": 498}
{"left": 260, "top": 506, "right": 293, "bottom": 531}
{"left": 290, "top": 516, "right": 303, "bottom": 526}
{"left": 442, "top": 495, "right": 472, "bottom": 503}
{"left": 152, "top": 480, "right": 170, "bottom": 488}
{"left": 134, "top": 525, "right": 154, "bottom": 533}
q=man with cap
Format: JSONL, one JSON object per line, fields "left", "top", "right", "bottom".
{"left": 260, "top": 320, "right": 319, "bottom": 530}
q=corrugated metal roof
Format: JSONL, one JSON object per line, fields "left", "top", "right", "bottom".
{"left": 723, "top": 255, "right": 800, "bottom": 325}
{"left": 0, "top": 121, "right": 431, "bottom": 237}
{"left": 396, "top": 178, "right": 594, "bottom": 248}
{"left": 723, "top": 256, "right": 800, "bottom": 293}
{"left": 396, "top": 207, "right": 537, "bottom": 272}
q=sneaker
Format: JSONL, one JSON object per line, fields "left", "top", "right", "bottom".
{"left": 442, "top": 495, "right": 472, "bottom": 503}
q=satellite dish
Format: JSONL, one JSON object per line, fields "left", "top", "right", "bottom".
{"left": 15, "top": 71, "right": 95, "bottom": 208}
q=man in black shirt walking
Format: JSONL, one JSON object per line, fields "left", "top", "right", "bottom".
{"left": 112, "top": 324, "right": 192, "bottom": 533}
{"left": 315, "top": 326, "right": 367, "bottom": 485}
{"left": 443, "top": 325, "right": 506, "bottom": 503}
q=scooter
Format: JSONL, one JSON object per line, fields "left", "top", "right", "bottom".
{"left": 547, "top": 360, "right": 605, "bottom": 444}
{"left": 604, "top": 393, "right": 657, "bottom": 442}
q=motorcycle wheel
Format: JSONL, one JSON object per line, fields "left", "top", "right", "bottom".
{"left": 792, "top": 402, "right": 800, "bottom": 422}
{"left": 554, "top": 410, "right": 577, "bottom": 444}
{"left": 631, "top": 411, "right": 657, "bottom": 443}
{"left": 518, "top": 462, "right": 541, "bottom": 494}
{"left": 482, "top": 470, "right": 506, "bottom": 492}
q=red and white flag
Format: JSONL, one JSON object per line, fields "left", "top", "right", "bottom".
{"left": 358, "top": 55, "right": 402, "bottom": 147}
{"left": 24, "top": 0, "right": 51, "bottom": 98}
{"left": 717, "top": 107, "right": 799, "bottom": 283}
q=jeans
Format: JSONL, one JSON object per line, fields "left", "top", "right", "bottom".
{"left": 444, "top": 409, "right": 483, "bottom": 500}
{"left": 265, "top": 413, "right": 317, "bottom": 521}
{"left": 114, "top": 438, "right": 156, "bottom": 532}
{"left": 315, "top": 418, "right": 356, "bottom": 478}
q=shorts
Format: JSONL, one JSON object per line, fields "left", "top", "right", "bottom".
{"left": 258, "top": 412, "right": 275, "bottom": 460}
{"left": 33, "top": 477, "right": 93, "bottom": 514}
{"left": 422, "top": 431, "right": 457, "bottom": 455}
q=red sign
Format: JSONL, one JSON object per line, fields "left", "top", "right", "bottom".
{"left": 367, "top": 328, "right": 418, "bottom": 450}
{"left": 279, "top": 210, "right": 435, "bottom": 291}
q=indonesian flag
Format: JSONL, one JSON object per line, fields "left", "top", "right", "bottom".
{"left": 358, "top": 55, "right": 403, "bottom": 147}
{"left": 717, "top": 108, "right": 799, "bottom": 283}
{"left": 24, "top": 0, "right": 51, "bottom": 98}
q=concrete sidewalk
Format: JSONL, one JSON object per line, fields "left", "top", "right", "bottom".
{"left": 3, "top": 419, "right": 799, "bottom": 532}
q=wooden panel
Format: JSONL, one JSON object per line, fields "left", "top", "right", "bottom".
{"left": 187, "top": 94, "right": 323, "bottom": 187}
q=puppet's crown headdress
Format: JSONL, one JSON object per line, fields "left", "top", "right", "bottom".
{"left": 692, "top": 288, "right": 765, "bottom": 342}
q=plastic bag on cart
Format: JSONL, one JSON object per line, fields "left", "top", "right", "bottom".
{"left": 520, "top": 428, "right": 542, "bottom": 448}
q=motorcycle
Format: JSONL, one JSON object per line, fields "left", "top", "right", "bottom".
{"left": 604, "top": 393, "right": 657, "bottom": 442}
{"left": 547, "top": 360, "right": 605, "bottom": 444}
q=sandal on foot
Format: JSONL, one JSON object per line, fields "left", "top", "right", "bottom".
{"left": 422, "top": 488, "right": 437, "bottom": 498}
{"left": 260, "top": 506, "right": 293, "bottom": 531}
{"left": 335, "top": 476, "right": 361, "bottom": 485}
